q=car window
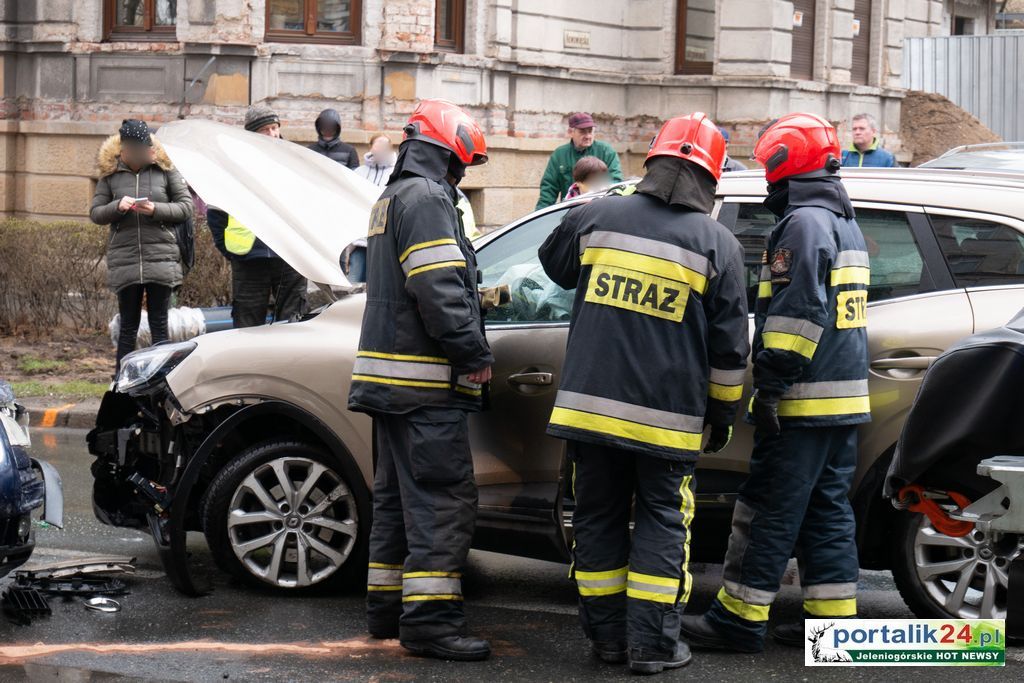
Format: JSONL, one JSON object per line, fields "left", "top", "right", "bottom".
{"left": 476, "top": 207, "right": 575, "bottom": 324}
{"left": 930, "top": 215, "right": 1024, "bottom": 289}
{"left": 729, "top": 203, "right": 926, "bottom": 308}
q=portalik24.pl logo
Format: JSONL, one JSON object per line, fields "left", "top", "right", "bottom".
{"left": 804, "top": 619, "right": 1005, "bottom": 666}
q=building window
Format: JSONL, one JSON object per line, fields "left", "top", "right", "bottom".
{"left": 851, "top": 0, "right": 872, "bottom": 85}
{"left": 265, "top": 0, "right": 362, "bottom": 44}
{"left": 790, "top": 0, "right": 816, "bottom": 80}
{"left": 104, "top": 0, "right": 177, "bottom": 40}
{"left": 953, "top": 16, "right": 975, "bottom": 35}
{"left": 675, "top": 0, "right": 715, "bottom": 75}
{"left": 435, "top": 0, "right": 465, "bottom": 52}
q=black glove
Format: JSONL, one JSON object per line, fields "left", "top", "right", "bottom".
{"left": 703, "top": 424, "right": 733, "bottom": 454}
{"left": 751, "top": 390, "right": 781, "bottom": 435}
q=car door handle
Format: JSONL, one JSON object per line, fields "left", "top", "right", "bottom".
{"left": 508, "top": 372, "right": 553, "bottom": 386}
{"left": 870, "top": 356, "right": 937, "bottom": 370}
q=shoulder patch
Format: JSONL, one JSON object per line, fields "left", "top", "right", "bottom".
{"left": 769, "top": 248, "right": 792, "bottom": 276}
{"left": 368, "top": 197, "right": 390, "bottom": 237}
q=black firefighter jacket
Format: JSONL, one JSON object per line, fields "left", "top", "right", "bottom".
{"left": 751, "top": 177, "right": 871, "bottom": 427}
{"left": 539, "top": 192, "right": 750, "bottom": 462}
{"left": 347, "top": 141, "right": 493, "bottom": 415}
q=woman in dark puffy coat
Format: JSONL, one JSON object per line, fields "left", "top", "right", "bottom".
{"left": 89, "top": 119, "right": 194, "bottom": 372}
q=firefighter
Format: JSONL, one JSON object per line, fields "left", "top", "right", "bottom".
{"left": 679, "top": 113, "right": 871, "bottom": 652}
{"left": 347, "top": 99, "right": 494, "bottom": 662}
{"left": 539, "top": 113, "right": 750, "bottom": 674}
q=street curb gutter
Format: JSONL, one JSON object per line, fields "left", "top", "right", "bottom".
{"left": 25, "top": 403, "right": 97, "bottom": 430}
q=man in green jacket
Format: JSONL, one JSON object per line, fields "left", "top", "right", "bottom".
{"left": 535, "top": 112, "right": 623, "bottom": 210}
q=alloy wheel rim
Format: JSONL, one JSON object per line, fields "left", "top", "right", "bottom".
{"left": 227, "top": 456, "right": 358, "bottom": 588}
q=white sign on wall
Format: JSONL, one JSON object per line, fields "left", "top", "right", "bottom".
{"left": 564, "top": 30, "right": 591, "bottom": 50}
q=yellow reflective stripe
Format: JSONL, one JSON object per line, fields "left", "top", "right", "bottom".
{"left": 777, "top": 396, "right": 871, "bottom": 417}
{"left": 628, "top": 571, "right": 678, "bottom": 588}
{"left": 804, "top": 597, "right": 857, "bottom": 617}
{"left": 680, "top": 474, "right": 695, "bottom": 603}
{"left": 626, "top": 588, "right": 677, "bottom": 603}
{"left": 580, "top": 585, "right": 627, "bottom": 596}
{"left": 399, "top": 238, "right": 458, "bottom": 263}
{"left": 368, "top": 562, "right": 403, "bottom": 569}
{"left": 402, "top": 594, "right": 463, "bottom": 602}
{"left": 454, "top": 385, "right": 482, "bottom": 397}
{"left": 366, "top": 585, "right": 403, "bottom": 591}
{"left": 403, "top": 571, "right": 460, "bottom": 579}
{"left": 352, "top": 374, "right": 451, "bottom": 390}
{"left": 716, "top": 587, "right": 770, "bottom": 622}
{"left": 761, "top": 331, "right": 818, "bottom": 360}
{"left": 757, "top": 281, "right": 773, "bottom": 298}
{"left": 581, "top": 247, "right": 708, "bottom": 295}
{"left": 357, "top": 351, "right": 449, "bottom": 364}
{"left": 549, "top": 407, "right": 702, "bottom": 452}
{"left": 830, "top": 266, "right": 871, "bottom": 286}
{"left": 407, "top": 260, "right": 466, "bottom": 278}
{"left": 709, "top": 382, "right": 743, "bottom": 402}
{"left": 576, "top": 567, "right": 628, "bottom": 581}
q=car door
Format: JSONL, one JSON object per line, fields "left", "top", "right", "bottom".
{"left": 925, "top": 209, "right": 1024, "bottom": 332}
{"left": 716, "top": 200, "right": 975, "bottom": 492}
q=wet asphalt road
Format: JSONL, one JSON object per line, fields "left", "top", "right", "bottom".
{"left": 1, "top": 428, "right": 1021, "bottom": 682}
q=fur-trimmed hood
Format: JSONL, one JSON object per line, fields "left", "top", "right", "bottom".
{"left": 96, "top": 134, "right": 174, "bottom": 177}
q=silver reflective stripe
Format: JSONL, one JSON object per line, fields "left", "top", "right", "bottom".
{"left": 709, "top": 367, "right": 746, "bottom": 386}
{"left": 456, "top": 375, "right": 482, "bottom": 390}
{"left": 401, "top": 244, "right": 465, "bottom": 275}
{"left": 578, "top": 575, "right": 627, "bottom": 591}
{"left": 554, "top": 390, "right": 704, "bottom": 433}
{"left": 763, "top": 315, "right": 824, "bottom": 343}
{"left": 368, "top": 568, "right": 402, "bottom": 586}
{"left": 803, "top": 582, "right": 857, "bottom": 600}
{"left": 403, "top": 576, "right": 462, "bottom": 596}
{"left": 627, "top": 576, "right": 678, "bottom": 596}
{"left": 580, "top": 230, "right": 715, "bottom": 279}
{"left": 783, "top": 380, "right": 869, "bottom": 400}
{"left": 353, "top": 357, "right": 451, "bottom": 382}
{"left": 723, "top": 579, "right": 777, "bottom": 606}
{"left": 834, "top": 250, "right": 870, "bottom": 269}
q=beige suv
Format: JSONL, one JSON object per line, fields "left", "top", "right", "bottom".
{"left": 88, "top": 163, "right": 1024, "bottom": 622}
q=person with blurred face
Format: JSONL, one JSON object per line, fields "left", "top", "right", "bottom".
{"left": 206, "top": 104, "right": 307, "bottom": 328}
{"left": 355, "top": 133, "right": 397, "bottom": 188}
{"left": 536, "top": 112, "right": 623, "bottom": 209}
{"left": 564, "top": 156, "right": 611, "bottom": 199}
{"left": 841, "top": 113, "right": 896, "bottom": 167}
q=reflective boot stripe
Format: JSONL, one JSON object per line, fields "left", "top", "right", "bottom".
{"left": 367, "top": 562, "right": 403, "bottom": 592}
{"left": 550, "top": 390, "right": 703, "bottom": 452}
{"left": 402, "top": 571, "right": 463, "bottom": 602}
{"left": 709, "top": 367, "right": 746, "bottom": 402}
{"left": 679, "top": 474, "right": 696, "bottom": 603}
{"left": 576, "top": 566, "right": 628, "bottom": 597}
{"left": 804, "top": 597, "right": 857, "bottom": 617}
{"left": 803, "top": 582, "right": 858, "bottom": 600}
{"left": 716, "top": 586, "right": 771, "bottom": 622}
{"left": 627, "top": 571, "right": 680, "bottom": 604}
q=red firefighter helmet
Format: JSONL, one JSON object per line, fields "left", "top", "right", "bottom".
{"left": 403, "top": 99, "right": 488, "bottom": 166}
{"left": 645, "top": 113, "right": 727, "bottom": 181}
{"left": 754, "top": 113, "right": 841, "bottom": 184}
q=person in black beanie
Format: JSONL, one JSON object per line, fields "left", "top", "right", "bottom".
{"left": 309, "top": 108, "right": 359, "bottom": 169}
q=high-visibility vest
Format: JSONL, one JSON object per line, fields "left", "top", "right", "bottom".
{"left": 224, "top": 215, "right": 256, "bottom": 256}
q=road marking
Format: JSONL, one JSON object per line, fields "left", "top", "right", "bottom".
{"left": 39, "top": 403, "right": 76, "bottom": 428}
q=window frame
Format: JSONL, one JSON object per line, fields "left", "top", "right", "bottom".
{"left": 103, "top": 0, "right": 177, "bottom": 41}
{"left": 264, "top": 0, "right": 362, "bottom": 45}
{"left": 434, "top": 0, "right": 466, "bottom": 53}
{"left": 674, "top": 0, "right": 714, "bottom": 75}
{"left": 924, "top": 208, "right": 1024, "bottom": 291}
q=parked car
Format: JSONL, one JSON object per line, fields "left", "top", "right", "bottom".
{"left": 1, "top": 381, "right": 63, "bottom": 578}
{"left": 87, "top": 159, "right": 1024, "bottom": 622}
{"left": 919, "top": 142, "right": 1024, "bottom": 173}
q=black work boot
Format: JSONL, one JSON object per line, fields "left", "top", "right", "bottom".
{"left": 679, "top": 615, "right": 762, "bottom": 654}
{"left": 591, "top": 639, "right": 628, "bottom": 664}
{"left": 771, "top": 621, "right": 805, "bottom": 648}
{"left": 401, "top": 634, "right": 491, "bottom": 662}
{"left": 628, "top": 641, "right": 692, "bottom": 675}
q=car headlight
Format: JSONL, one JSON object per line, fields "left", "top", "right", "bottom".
{"left": 116, "top": 341, "right": 197, "bottom": 394}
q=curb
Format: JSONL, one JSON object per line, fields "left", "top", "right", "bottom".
{"left": 24, "top": 402, "right": 99, "bottom": 430}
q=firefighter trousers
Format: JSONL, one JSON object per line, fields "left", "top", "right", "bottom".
{"left": 568, "top": 441, "right": 696, "bottom": 655}
{"left": 365, "top": 406, "right": 478, "bottom": 641}
{"left": 706, "top": 425, "right": 859, "bottom": 647}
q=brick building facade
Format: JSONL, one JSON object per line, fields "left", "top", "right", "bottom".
{"left": 0, "top": 1, "right": 998, "bottom": 226}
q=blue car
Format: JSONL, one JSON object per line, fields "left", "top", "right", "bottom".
{"left": 0, "top": 381, "right": 62, "bottom": 578}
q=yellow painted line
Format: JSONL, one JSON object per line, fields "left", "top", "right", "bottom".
{"left": 40, "top": 403, "right": 76, "bottom": 428}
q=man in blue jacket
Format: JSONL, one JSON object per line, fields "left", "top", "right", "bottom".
{"left": 841, "top": 113, "right": 896, "bottom": 167}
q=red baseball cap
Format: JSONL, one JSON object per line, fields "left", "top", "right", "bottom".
{"left": 568, "top": 112, "right": 595, "bottom": 129}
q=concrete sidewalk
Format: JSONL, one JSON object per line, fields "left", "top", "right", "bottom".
{"left": 18, "top": 396, "right": 102, "bottom": 430}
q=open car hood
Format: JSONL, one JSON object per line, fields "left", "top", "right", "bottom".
{"left": 157, "top": 119, "right": 378, "bottom": 287}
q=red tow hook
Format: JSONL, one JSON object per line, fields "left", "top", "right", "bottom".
{"left": 897, "top": 484, "right": 974, "bottom": 537}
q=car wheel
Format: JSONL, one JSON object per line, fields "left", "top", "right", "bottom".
{"left": 891, "top": 509, "right": 1022, "bottom": 619}
{"left": 201, "top": 440, "right": 365, "bottom": 591}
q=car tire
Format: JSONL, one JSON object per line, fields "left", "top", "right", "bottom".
{"left": 890, "top": 506, "right": 1019, "bottom": 620}
{"left": 201, "top": 440, "right": 367, "bottom": 592}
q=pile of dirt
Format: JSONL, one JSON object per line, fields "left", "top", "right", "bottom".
{"left": 900, "top": 90, "right": 1002, "bottom": 167}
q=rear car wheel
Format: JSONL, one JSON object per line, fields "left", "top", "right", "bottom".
{"left": 201, "top": 440, "right": 365, "bottom": 590}
{"left": 891, "top": 509, "right": 1022, "bottom": 619}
